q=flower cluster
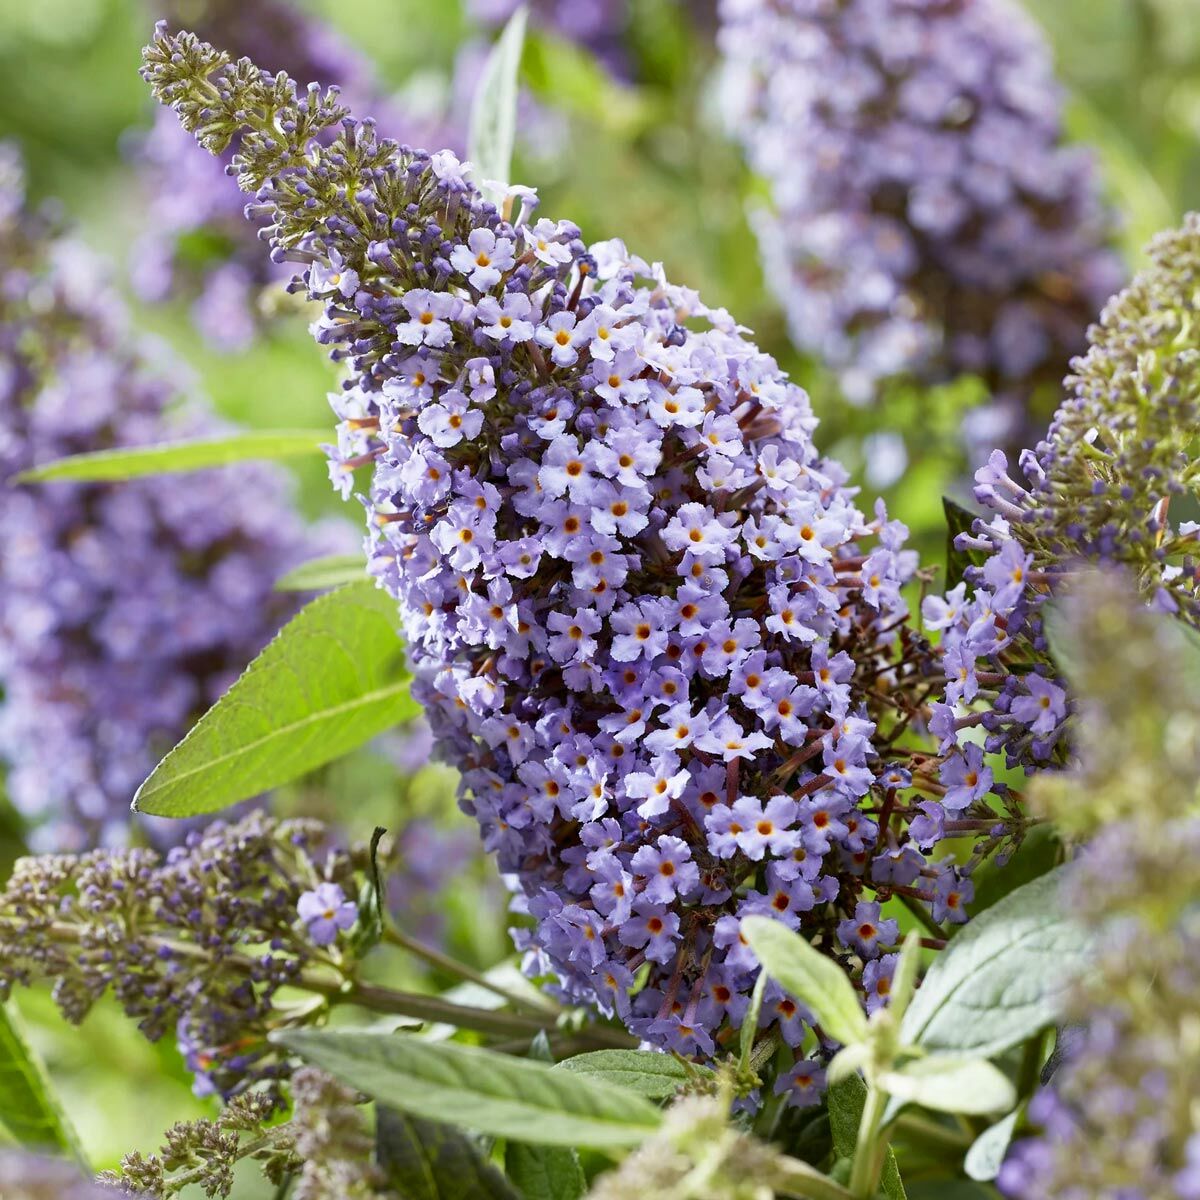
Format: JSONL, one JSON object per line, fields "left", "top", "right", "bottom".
{"left": 718, "top": 0, "right": 1123, "bottom": 454}
{"left": 141, "top": 26, "right": 1018, "bottom": 1093}
{"left": 998, "top": 572, "right": 1200, "bottom": 1199}
{"left": 104, "top": 1089, "right": 295, "bottom": 1199}
{"left": 469, "top": 0, "right": 632, "bottom": 74}
{"left": 132, "top": 0, "right": 442, "bottom": 350}
{"left": 0, "top": 811, "right": 362, "bottom": 1100}
{"left": 588, "top": 1091, "right": 792, "bottom": 1200}
{"left": 0, "top": 1155, "right": 122, "bottom": 1200}
{"left": 923, "top": 213, "right": 1200, "bottom": 793}
{"left": 0, "top": 148, "right": 333, "bottom": 850}
{"left": 289, "top": 1069, "right": 395, "bottom": 1200}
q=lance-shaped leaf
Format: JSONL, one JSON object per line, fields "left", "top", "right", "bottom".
{"left": 468, "top": 5, "right": 528, "bottom": 202}
{"left": 556, "top": 1049, "right": 710, "bottom": 1100}
{"left": 0, "top": 1002, "right": 86, "bottom": 1165}
{"left": 965, "top": 1109, "right": 1021, "bottom": 1182}
{"left": 14, "top": 429, "right": 330, "bottom": 483}
{"left": 376, "top": 1106, "right": 519, "bottom": 1200}
{"left": 879, "top": 1056, "right": 1016, "bottom": 1117}
{"left": 827, "top": 1075, "right": 906, "bottom": 1200}
{"left": 134, "top": 581, "right": 419, "bottom": 817}
{"left": 504, "top": 1141, "right": 585, "bottom": 1200}
{"left": 274, "top": 554, "right": 366, "bottom": 592}
{"left": 898, "top": 868, "right": 1090, "bottom": 1059}
{"left": 279, "top": 1029, "right": 662, "bottom": 1149}
{"left": 742, "top": 916, "right": 868, "bottom": 1048}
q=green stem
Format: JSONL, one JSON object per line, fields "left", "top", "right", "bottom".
{"left": 848, "top": 1083, "right": 888, "bottom": 1200}
{"left": 898, "top": 893, "right": 946, "bottom": 941}
{"left": 769, "top": 1155, "right": 857, "bottom": 1200}
{"left": 25, "top": 919, "right": 635, "bottom": 1049}
{"left": 893, "top": 1111, "right": 972, "bottom": 1152}
{"left": 381, "top": 925, "right": 553, "bottom": 1016}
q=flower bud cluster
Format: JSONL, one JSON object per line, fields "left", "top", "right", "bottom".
{"left": 102, "top": 1090, "right": 293, "bottom": 1199}
{"left": 0, "top": 145, "right": 333, "bottom": 850}
{"left": 923, "top": 214, "right": 1200, "bottom": 795}
{"left": 143, "top": 26, "right": 1016, "bottom": 1094}
{"left": 718, "top": 0, "right": 1123, "bottom": 454}
{"left": 998, "top": 573, "right": 1200, "bottom": 1199}
{"left": 133, "top": 1, "right": 449, "bottom": 350}
{"left": 0, "top": 811, "right": 362, "bottom": 1100}
{"left": 0, "top": 1155, "right": 123, "bottom": 1200}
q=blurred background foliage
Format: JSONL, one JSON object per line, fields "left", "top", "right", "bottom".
{"left": 0, "top": 0, "right": 1197, "bottom": 1186}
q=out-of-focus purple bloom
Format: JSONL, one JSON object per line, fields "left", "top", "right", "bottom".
{"left": 0, "top": 147, "right": 343, "bottom": 850}
{"left": 718, "top": 0, "right": 1123, "bottom": 456}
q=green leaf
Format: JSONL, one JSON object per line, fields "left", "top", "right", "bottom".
{"left": 376, "top": 1106, "right": 519, "bottom": 1200}
{"left": 879, "top": 1057, "right": 1016, "bottom": 1117}
{"left": 739, "top": 968, "right": 769, "bottom": 1074}
{"left": 134, "top": 581, "right": 419, "bottom": 817}
{"left": 504, "top": 1142, "right": 585, "bottom": 1200}
{"left": 827, "top": 1075, "right": 906, "bottom": 1200}
{"left": 467, "top": 4, "right": 527, "bottom": 203}
{"left": 278, "top": 1030, "right": 662, "bottom": 1149}
{"left": 275, "top": 554, "right": 366, "bottom": 593}
{"left": 968, "top": 824, "right": 1063, "bottom": 916}
{"left": 889, "top": 931, "right": 922, "bottom": 1026}
{"left": 899, "top": 867, "right": 1090, "bottom": 1060}
{"left": 942, "top": 496, "right": 986, "bottom": 589}
{"left": 522, "top": 30, "right": 655, "bottom": 137}
{"left": 14, "top": 429, "right": 330, "bottom": 483}
{"left": 0, "top": 1001, "right": 86, "bottom": 1165}
{"left": 556, "top": 1049, "right": 710, "bottom": 1101}
{"left": 964, "top": 1109, "right": 1021, "bottom": 1182}
{"left": 741, "top": 916, "right": 868, "bottom": 1048}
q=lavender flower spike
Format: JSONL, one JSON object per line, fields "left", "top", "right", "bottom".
{"left": 0, "top": 145, "right": 338, "bottom": 851}
{"left": 718, "top": 0, "right": 1123, "bottom": 455}
{"left": 142, "top": 26, "right": 1016, "bottom": 1091}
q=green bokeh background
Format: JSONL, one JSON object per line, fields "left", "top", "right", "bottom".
{"left": 0, "top": 0, "right": 1197, "bottom": 1186}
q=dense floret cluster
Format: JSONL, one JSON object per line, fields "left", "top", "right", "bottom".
{"left": 0, "top": 810, "right": 362, "bottom": 1101}
{"left": 924, "top": 214, "right": 1200, "bottom": 787}
{"left": 0, "top": 1154, "right": 122, "bottom": 1200}
{"left": 997, "top": 574, "right": 1200, "bottom": 1199}
{"left": 0, "top": 147, "right": 327, "bottom": 849}
{"left": 718, "top": 0, "right": 1123, "bottom": 454}
{"left": 141, "top": 27, "right": 1024, "bottom": 1087}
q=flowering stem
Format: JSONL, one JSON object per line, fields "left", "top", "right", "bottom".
{"left": 380, "top": 925, "right": 555, "bottom": 1016}
{"left": 848, "top": 1082, "right": 890, "bottom": 1200}
{"left": 897, "top": 892, "right": 947, "bottom": 940}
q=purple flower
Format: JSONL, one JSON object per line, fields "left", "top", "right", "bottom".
{"left": 298, "top": 883, "right": 358, "bottom": 946}
{"left": 630, "top": 836, "right": 700, "bottom": 904}
{"left": 931, "top": 867, "right": 974, "bottom": 925}
{"left": 837, "top": 901, "right": 899, "bottom": 960}
{"left": 773, "top": 1059, "right": 826, "bottom": 1108}
{"left": 450, "top": 226, "right": 516, "bottom": 291}
{"left": 1009, "top": 675, "right": 1068, "bottom": 736}
{"left": 940, "top": 743, "right": 994, "bottom": 812}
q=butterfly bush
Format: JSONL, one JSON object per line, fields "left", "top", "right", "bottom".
{"left": 997, "top": 573, "right": 1200, "bottom": 1199}
{"left": 133, "top": 0, "right": 445, "bottom": 350}
{"left": 924, "top": 214, "right": 1200, "bottom": 796}
{"left": 140, "top": 26, "right": 1032, "bottom": 1089}
{"left": 0, "top": 810, "right": 364, "bottom": 1102}
{"left": 0, "top": 145, "right": 330, "bottom": 850}
{"left": 718, "top": 0, "right": 1123, "bottom": 454}
{"left": 0, "top": 1154, "right": 122, "bottom": 1200}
